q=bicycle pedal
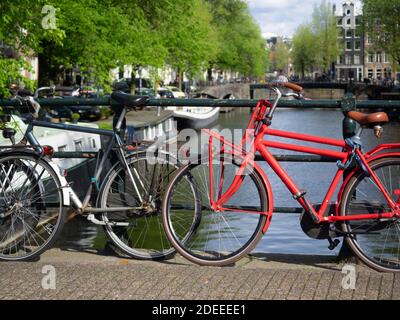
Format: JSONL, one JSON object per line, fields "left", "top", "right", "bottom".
{"left": 328, "top": 238, "right": 340, "bottom": 250}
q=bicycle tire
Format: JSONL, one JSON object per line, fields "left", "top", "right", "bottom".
{"left": 341, "top": 157, "right": 400, "bottom": 272}
{"left": 0, "top": 152, "right": 65, "bottom": 261}
{"left": 97, "top": 151, "right": 180, "bottom": 260}
{"left": 162, "top": 155, "right": 269, "bottom": 266}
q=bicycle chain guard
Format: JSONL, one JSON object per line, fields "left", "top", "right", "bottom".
{"left": 300, "top": 204, "right": 340, "bottom": 240}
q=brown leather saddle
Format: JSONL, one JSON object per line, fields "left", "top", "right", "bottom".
{"left": 347, "top": 111, "right": 389, "bottom": 128}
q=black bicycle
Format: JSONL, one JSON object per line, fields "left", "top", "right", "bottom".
{"left": 0, "top": 91, "right": 190, "bottom": 261}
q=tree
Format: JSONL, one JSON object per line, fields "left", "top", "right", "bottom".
{"left": 311, "top": 0, "right": 340, "bottom": 73}
{"left": 291, "top": 24, "right": 318, "bottom": 79}
{"left": 37, "top": 0, "right": 156, "bottom": 89}
{"left": 271, "top": 42, "right": 290, "bottom": 73}
{"left": 0, "top": 1, "right": 64, "bottom": 96}
{"left": 362, "top": 0, "right": 400, "bottom": 65}
{"left": 206, "top": 0, "right": 268, "bottom": 78}
{"left": 0, "top": 0, "right": 268, "bottom": 95}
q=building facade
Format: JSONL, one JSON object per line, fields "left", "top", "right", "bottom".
{"left": 335, "top": 2, "right": 364, "bottom": 82}
{"left": 364, "top": 35, "right": 394, "bottom": 83}
{"left": 335, "top": 1, "right": 397, "bottom": 84}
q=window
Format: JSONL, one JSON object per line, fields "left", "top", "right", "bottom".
{"left": 376, "top": 69, "right": 382, "bottom": 80}
{"left": 355, "top": 17, "right": 361, "bottom": 25}
{"left": 158, "top": 123, "right": 163, "bottom": 136}
{"left": 355, "top": 41, "right": 361, "bottom": 50}
{"left": 346, "top": 41, "right": 352, "bottom": 50}
{"left": 165, "top": 119, "right": 173, "bottom": 132}
{"left": 358, "top": 68, "right": 362, "bottom": 81}
{"left": 74, "top": 139, "right": 83, "bottom": 151}
{"left": 346, "top": 18, "right": 351, "bottom": 25}
{"left": 346, "top": 30, "right": 352, "bottom": 38}
{"left": 337, "top": 18, "right": 343, "bottom": 26}
{"left": 338, "top": 55, "right": 344, "bottom": 64}
{"left": 368, "top": 69, "right": 373, "bottom": 79}
{"left": 384, "top": 53, "right": 390, "bottom": 63}
{"left": 58, "top": 145, "right": 68, "bottom": 152}
{"left": 345, "top": 55, "right": 351, "bottom": 65}
{"left": 347, "top": 9, "right": 351, "bottom": 15}
{"left": 376, "top": 52, "right": 382, "bottom": 63}
{"left": 368, "top": 53, "right": 374, "bottom": 63}
{"left": 354, "top": 55, "right": 360, "bottom": 65}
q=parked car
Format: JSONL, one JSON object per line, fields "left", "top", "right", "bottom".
{"left": 135, "top": 88, "right": 158, "bottom": 98}
{"left": 165, "top": 86, "right": 186, "bottom": 99}
{"left": 158, "top": 88, "right": 175, "bottom": 99}
{"left": 113, "top": 78, "right": 153, "bottom": 93}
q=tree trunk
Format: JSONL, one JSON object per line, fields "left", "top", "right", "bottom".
{"left": 178, "top": 69, "right": 183, "bottom": 91}
{"left": 207, "top": 68, "right": 213, "bottom": 85}
{"left": 38, "top": 42, "right": 63, "bottom": 87}
{"left": 130, "top": 69, "right": 136, "bottom": 95}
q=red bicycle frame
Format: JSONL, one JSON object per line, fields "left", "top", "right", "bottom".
{"left": 204, "top": 101, "right": 400, "bottom": 232}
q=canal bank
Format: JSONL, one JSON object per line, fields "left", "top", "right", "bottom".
{"left": 0, "top": 248, "right": 398, "bottom": 300}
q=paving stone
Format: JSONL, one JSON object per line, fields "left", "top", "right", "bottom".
{"left": 0, "top": 250, "right": 398, "bottom": 300}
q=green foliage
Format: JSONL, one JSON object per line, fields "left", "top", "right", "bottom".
{"left": 291, "top": 24, "right": 318, "bottom": 78}
{"left": 0, "top": 0, "right": 267, "bottom": 94}
{"left": 206, "top": 0, "right": 268, "bottom": 77}
{"left": 271, "top": 42, "right": 290, "bottom": 72}
{"left": 311, "top": 1, "right": 340, "bottom": 73}
{"left": 362, "top": 0, "right": 400, "bottom": 65}
{"left": 291, "top": 1, "right": 339, "bottom": 76}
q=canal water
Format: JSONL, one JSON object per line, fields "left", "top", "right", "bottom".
{"left": 57, "top": 107, "right": 400, "bottom": 257}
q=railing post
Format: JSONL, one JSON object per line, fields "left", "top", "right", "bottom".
{"left": 339, "top": 93, "right": 357, "bottom": 260}
{"left": 341, "top": 93, "right": 357, "bottom": 139}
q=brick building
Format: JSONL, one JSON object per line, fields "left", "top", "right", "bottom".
{"left": 335, "top": 2, "right": 364, "bottom": 82}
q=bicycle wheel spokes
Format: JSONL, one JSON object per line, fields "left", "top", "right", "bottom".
{"left": 166, "top": 159, "right": 267, "bottom": 265}
{"left": 0, "top": 156, "right": 64, "bottom": 261}
{"left": 101, "top": 154, "right": 177, "bottom": 260}
{"left": 343, "top": 159, "right": 400, "bottom": 271}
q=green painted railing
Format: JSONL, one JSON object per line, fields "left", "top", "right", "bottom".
{"left": 0, "top": 96, "right": 400, "bottom": 110}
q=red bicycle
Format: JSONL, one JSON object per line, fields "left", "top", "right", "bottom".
{"left": 162, "top": 83, "right": 400, "bottom": 272}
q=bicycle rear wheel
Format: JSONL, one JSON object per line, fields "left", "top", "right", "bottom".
{"left": 0, "top": 153, "right": 65, "bottom": 261}
{"left": 341, "top": 157, "right": 400, "bottom": 272}
{"left": 98, "top": 152, "right": 178, "bottom": 260}
{"left": 162, "top": 156, "right": 269, "bottom": 266}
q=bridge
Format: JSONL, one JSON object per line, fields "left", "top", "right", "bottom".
{"left": 199, "top": 83, "right": 400, "bottom": 100}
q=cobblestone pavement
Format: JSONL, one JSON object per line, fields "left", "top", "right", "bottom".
{"left": 0, "top": 249, "right": 399, "bottom": 300}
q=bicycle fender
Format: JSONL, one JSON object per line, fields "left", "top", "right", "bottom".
{"left": 46, "top": 159, "right": 71, "bottom": 207}
{"left": 0, "top": 149, "right": 70, "bottom": 207}
{"left": 253, "top": 162, "right": 274, "bottom": 234}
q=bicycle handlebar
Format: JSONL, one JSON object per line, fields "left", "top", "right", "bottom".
{"left": 267, "top": 82, "right": 303, "bottom": 93}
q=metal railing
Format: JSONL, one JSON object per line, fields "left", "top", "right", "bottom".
{"left": 0, "top": 92, "right": 399, "bottom": 216}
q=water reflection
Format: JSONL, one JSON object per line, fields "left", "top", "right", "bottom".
{"left": 56, "top": 108, "right": 400, "bottom": 257}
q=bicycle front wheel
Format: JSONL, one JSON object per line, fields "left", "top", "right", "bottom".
{"left": 98, "top": 152, "right": 178, "bottom": 260}
{"left": 0, "top": 153, "right": 65, "bottom": 261}
{"left": 341, "top": 157, "right": 400, "bottom": 272}
{"left": 162, "top": 156, "right": 269, "bottom": 266}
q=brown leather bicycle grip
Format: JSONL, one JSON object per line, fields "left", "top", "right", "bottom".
{"left": 283, "top": 82, "right": 303, "bottom": 93}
